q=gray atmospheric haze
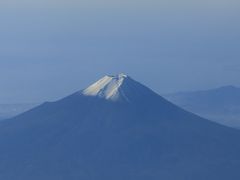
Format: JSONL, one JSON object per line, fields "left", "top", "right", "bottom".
{"left": 0, "top": 0, "right": 240, "bottom": 103}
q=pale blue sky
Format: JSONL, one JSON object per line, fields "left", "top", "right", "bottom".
{"left": 0, "top": 0, "right": 239, "bottom": 103}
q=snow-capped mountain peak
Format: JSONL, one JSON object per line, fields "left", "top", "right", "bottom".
{"left": 2, "top": 73, "right": 240, "bottom": 180}
{"left": 81, "top": 73, "right": 130, "bottom": 101}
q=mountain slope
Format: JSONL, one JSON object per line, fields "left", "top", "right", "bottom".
{"left": 0, "top": 103, "right": 38, "bottom": 120}
{"left": 164, "top": 86, "right": 240, "bottom": 128}
{"left": 0, "top": 74, "right": 240, "bottom": 180}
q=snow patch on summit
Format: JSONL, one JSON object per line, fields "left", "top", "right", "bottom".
{"left": 82, "top": 73, "right": 129, "bottom": 101}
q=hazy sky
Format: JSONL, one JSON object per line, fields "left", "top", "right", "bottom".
{"left": 0, "top": 0, "right": 240, "bottom": 103}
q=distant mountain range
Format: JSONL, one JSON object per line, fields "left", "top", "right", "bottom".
{"left": 164, "top": 85, "right": 240, "bottom": 128}
{"left": 0, "top": 103, "right": 39, "bottom": 120}
{"left": 0, "top": 74, "right": 240, "bottom": 180}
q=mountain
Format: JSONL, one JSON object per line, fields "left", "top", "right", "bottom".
{"left": 0, "top": 74, "right": 240, "bottom": 180}
{"left": 0, "top": 103, "right": 39, "bottom": 120}
{"left": 164, "top": 86, "right": 240, "bottom": 128}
